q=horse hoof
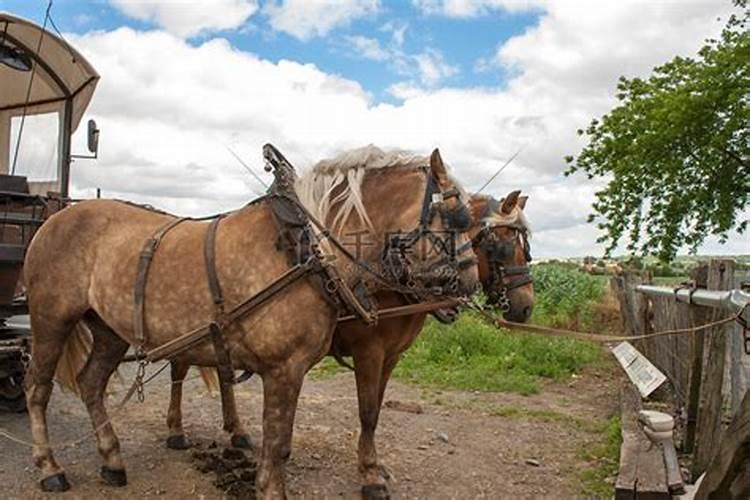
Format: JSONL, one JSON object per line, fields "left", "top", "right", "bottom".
{"left": 40, "top": 472, "right": 71, "bottom": 492}
{"left": 362, "top": 484, "right": 390, "bottom": 500}
{"left": 231, "top": 434, "right": 254, "bottom": 450}
{"left": 100, "top": 466, "right": 127, "bottom": 487}
{"left": 166, "top": 434, "right": 191, "bottom": 450}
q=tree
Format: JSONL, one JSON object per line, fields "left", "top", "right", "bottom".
{"left": 565, "top": 1, "right": 749, "bottom": 260}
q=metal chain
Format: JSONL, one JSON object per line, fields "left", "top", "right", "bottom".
{"left": 134, "top": 344, "right": 148, "bottom": 403}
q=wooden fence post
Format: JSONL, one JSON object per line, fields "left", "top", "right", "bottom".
{"left": 685, "top": 263, "right": 708, "bottom": 454}
{"left": 694, "top": 388, "right": 750, "bottom": 499}
{"left": 729, "top": 272, "right": 748, "bottom": 416}
{"left": 692, "top": 259, "right": 735, "bottom": 478}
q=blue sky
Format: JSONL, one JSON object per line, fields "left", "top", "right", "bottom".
{"left": 2, "top": 0, "right": 539, "bottom": 102}
{"left": 1, "top": 0, "right": 744, "bottom": 257}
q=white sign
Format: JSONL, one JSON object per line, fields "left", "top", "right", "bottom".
{"left": 611, "top": 341, "right": 667, "bottom": 398}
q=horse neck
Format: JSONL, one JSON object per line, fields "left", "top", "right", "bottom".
{"left": 333, "top": 167, "right": 428, "bottom": 278}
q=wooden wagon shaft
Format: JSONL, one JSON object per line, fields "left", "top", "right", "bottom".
{"left": 145, "top": 260, "right": 315, "bottom": 362}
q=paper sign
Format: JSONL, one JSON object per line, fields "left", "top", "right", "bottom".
{"left": 611, "top": 341, "right": 667, "bottom": 398}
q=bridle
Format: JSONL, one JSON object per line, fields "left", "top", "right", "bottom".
{"left": 472, "top": 203, "right": 533, "bottom": 312}
{"left": 381, "top": 168, "right": 476, "bottom": 298}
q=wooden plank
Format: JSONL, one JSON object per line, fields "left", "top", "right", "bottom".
{"left": 692, "top": 259, "right": 735, "bottom": 478}
{"left": 685, "top": 263, "right": 709, "bottom": 454}
{"left": 729, "top": 272, "right": 748, "bottom": 417}
{"left": 694, "top": 388, "right": 750, "bottom": 499}
{"left": 615, "top": 383, "right": 670, "bottom": 500}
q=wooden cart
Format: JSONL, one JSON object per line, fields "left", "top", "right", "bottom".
{"left": 0, "top": 11, "right": 99, "bottom": 411}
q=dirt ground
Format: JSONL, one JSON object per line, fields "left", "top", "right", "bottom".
{"left": 0, "top": 358, "right": 619, "bottom": 499}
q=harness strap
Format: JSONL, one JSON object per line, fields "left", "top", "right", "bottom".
{"left": 204, "top": 216, "right": 225, "bottom": 307}
{"left": 419, "top": 173, "right": 438, "bottom": 227}
{"left": 133, "top": 217, "right": 188, "bottom": 350}
{"left": 202, "top": 215, "right": 235, "bottom": 385}
{"left": 146, "top": 260, "right": 316, "bottom": 362}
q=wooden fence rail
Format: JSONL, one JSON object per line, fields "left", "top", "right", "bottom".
{"left": 612, "top": 258, "right": 748, "bottom": 493}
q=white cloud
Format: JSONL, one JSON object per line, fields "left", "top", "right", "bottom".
{"left": 413, "top": 48, "right": 458, "bottom": 85}
{"left": 66, "top": 0, "right": 747, "bottom": 257}
{"left": 346, "top": 35, "right": 390, "bottom": 61}
{"left": 264, "top": 0, "right": 380, "bottom": 40}
{"left": 344, "top": 36, "right": 458, "bottom": 87}
{"left": 110, "top": 0, "right": 258, "bottom": 37}
{"left": 413, "top": 0, "right": 542, "bottom": 17}
{"left": 380, "top": 20, "right": 408, "bottom": 47}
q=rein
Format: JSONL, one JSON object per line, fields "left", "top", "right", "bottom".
{"left": 133, "top": 144, "right": 474, "bottom": 382}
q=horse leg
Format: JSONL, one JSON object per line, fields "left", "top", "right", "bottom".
{"left": 219, "top": 371, "right": 253, "bottom": 449}
{"left": 352, "top": 342, "right": 391, "bottom": 500}
{"left": 25, "top": 315, "right": 77, "bottom": 492}
{"left": 256, "top": 368, "right": 303, "bottom": 500}
{"left": 165, "top": 360, "right": 191, "bottom": 449}
{"left": 75, "top": 316, "right": 129, "bottom": 486}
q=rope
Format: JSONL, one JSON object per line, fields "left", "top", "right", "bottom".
{"left": 0, "top": 361, "right": 182, "bottom": 449}
{"left": 462, "top": 298, "right": 744, "bottom": 344}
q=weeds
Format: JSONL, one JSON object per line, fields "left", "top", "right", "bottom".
{"left": 393, "top": 311, "right": 602, "bottom": 395}
{"left": 531, "top": 264, "right": 608, "bottom": 330}
{"left": 578, "top": 415, "right": 622, "bottom": 497}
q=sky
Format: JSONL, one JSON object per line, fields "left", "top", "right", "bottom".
{"left": 1, "top": 0, "right": 746, "bottom": 258}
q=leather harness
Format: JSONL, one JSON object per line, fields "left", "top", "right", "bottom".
{"left": 471, "top": 197, "right": 533, "bottom": 311}
{"left": 130, "top": 144, "right": 469, "bottom": 391}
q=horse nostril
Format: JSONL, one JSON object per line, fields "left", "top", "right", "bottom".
{"left": 523, "top": 306, "right": 532, "bottom": 320}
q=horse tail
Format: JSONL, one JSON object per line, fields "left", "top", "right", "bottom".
{"left": 199, "top": 367, "right": 219, "bottom": 394}
{"left": 53, "top": 322, "right": 93, "bottom": 395}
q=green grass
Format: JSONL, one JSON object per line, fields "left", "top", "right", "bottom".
{"left": 393, "top": 312, "right": 602, "bottom": 395}
{"left": 530, "top": 264, "right": 608, "bottom": 329}
{"left": 578, "top": 415, "right": 622, "bottom": 497}
{"left": 309, "top": 357, "right": 348, "bottom": 380}
{"left": 311, "top": 263, "right": 610, "bottom": 396}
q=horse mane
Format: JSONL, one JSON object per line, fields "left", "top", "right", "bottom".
{"left": 476, "top": 194, "right": 532, "bottom": 235}
{"left": 294, "top": 145, "right": 430, "bottom": 235}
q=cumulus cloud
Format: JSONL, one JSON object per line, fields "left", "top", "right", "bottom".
{"left": 66, "top": 1, "right": 746, "bottom": 256}
{"left": 264, "top": 0, "right": 380, "bottom": 40}
{"left": 345, "top": 36, "right": 458, "bottom": 87}
{"left": 413, "top": 0, "right": 543, "bottom": 17}
{"left": 346, "top": 35, "right": 390, "bottom": 61}
{"left": 110, "top": 0, "right": 259, "bottom": 37}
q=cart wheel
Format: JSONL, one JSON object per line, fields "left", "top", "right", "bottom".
{"left": 0, "top": 372, "right": 27, "bottom": 413}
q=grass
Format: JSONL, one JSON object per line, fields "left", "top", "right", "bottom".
{"left": 311, "top": 263, "right": 612, "bottom": 396}
{"left": 530, "top": 264, "right": 608, "bottom": 330}
{"left": 309, "top": 357, "right": 348, "bottom": 380}
{"left": 578, "top": 415, "right": 622, "bottom": 497}
{"left": 393, "top": 312, "right": 602, "bottom": 395}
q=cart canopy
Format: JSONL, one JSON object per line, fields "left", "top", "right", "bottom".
{"left": 0, "top": 12, "right": 99, "bottom": 180}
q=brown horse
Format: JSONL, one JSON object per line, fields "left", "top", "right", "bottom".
{"left": 168, "top": 189, "right": 534, "bottom": 498}
{"left": 24, "top": 146, "right": 479, "bottom": 499}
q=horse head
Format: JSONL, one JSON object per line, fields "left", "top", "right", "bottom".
{"left": 470, "top": 191, "right": 535, "bottom": 322}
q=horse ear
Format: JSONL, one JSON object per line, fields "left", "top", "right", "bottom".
{"left": 430, "top": 148, "right": 448, "bottom": 185}
{"left": 518, "top": 195, "right": 528, "bottom": 210}
{"left": 500, "top": 190, "right": 521, "bottom": 214}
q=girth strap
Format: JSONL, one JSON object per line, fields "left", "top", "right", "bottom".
{"left": 203, "top": 215, "right": 236, "bottom": 385}
{"left": 134, "top": 217, "right": 188, "bottom": 350}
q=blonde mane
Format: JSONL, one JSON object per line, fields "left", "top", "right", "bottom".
{"left": 294, "top": 145, "right": 430, "bottom": 235}
{"left": 477, "top": 194, "right": 532, "bottom": 235}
